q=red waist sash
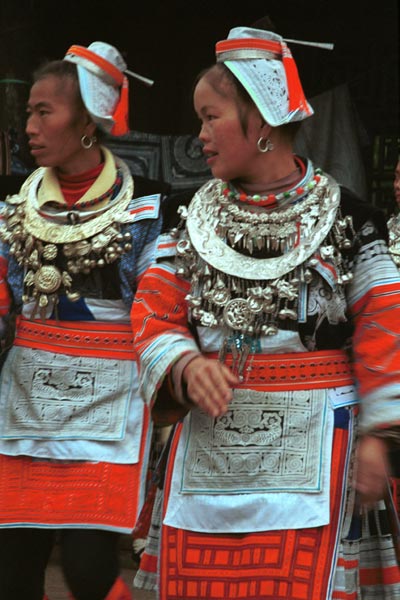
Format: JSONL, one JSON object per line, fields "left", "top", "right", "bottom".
{"left": 205, "top": 349, "right": 354, "bottom": 391}
{"left": 13, "top": 316, "right": 135, "bottom": 360}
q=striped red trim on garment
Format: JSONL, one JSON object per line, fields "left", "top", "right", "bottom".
{"left": 13, "top": 316, "right": 136, "bottom": 360}
{"left": 205, "top": 349, "right": 354, "bottom": 391}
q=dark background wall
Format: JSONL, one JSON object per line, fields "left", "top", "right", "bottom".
{"left": 0, "top": 0, "right": 398, "bottom": 204}
{"left": 1, "top": 0, "right": 398, "bottom": 133}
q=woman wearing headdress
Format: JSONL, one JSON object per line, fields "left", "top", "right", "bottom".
{"left": 131, "top": 25, "right": 400, "bottom": 600}
{"left": 0, "top": 41, "right": 162, "bottom": 600}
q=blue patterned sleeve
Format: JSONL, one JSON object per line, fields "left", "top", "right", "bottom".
{"left": 118, "top": 193, "right": 163, "bottom": 307}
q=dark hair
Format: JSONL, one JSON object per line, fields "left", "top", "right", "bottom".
{"left": 33, "top": 60, "right": 84, "bottom": 109}
{"left": 33, "top": 59, "right": 78, "bottom": 83}
{"left": 195, "top": 63, "right": 301, "bottom": 142}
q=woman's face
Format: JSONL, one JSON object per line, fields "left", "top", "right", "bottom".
{"left": 193, "top": 74, "right": 264, "bottom": 184}
{"left": 26, "top": 74, "right": 91, "bottom": 174}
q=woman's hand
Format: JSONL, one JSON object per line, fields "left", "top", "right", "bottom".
{"left": 355, "top": 434, "right": 391, "bottom": 506}
{"left": 182, "top": 356, "right": 239, "bottom": 418}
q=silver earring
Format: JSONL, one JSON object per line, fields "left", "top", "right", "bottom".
{"left": 81, "top": 134, "right": 97, "bottom": 150}
{"left": 257, "top": 137, "right": 274, "bottom": 153}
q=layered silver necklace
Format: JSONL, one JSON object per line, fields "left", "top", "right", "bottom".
{"left": 388, "top": 213, "right": 400, "bottom": 268}
{"left": 175, "top": 166, "right": 355, "bottom": 371}
{"left": 0, "top": 157, "right": 134, "bottom": 320}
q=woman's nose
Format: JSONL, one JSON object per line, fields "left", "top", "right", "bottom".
{"left": 198, "top": 123, "right": 209, "bottom": 143}
{"left": 25, "top": 114, "right": 37, "bottom": 136}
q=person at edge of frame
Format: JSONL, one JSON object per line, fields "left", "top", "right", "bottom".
{"left": 386, "top": 155, "right": 400, "bottom": 519}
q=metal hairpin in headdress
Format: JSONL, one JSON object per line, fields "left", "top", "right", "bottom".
{"left": 215, "top": 27, "right": 333, "bottom": 127}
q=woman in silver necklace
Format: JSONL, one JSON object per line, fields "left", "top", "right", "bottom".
{"left": 131, "top": 24, "right": 400, "bottom": 600}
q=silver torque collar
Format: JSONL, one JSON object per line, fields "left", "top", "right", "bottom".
{"left": 186, "top": 174, "right": 340, "bottom": 280}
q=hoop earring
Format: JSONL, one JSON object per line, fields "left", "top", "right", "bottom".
{"left": 257, "top": 137, "right": 274, "bottom": 153}
{"left": 81, "top": 134, "right": 97, "bottom": 150}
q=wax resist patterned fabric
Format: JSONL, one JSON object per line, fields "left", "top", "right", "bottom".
{"left": 180, "top": 388, "right": 328, "bottom": 494}
{"left": 0, "top": 346, "right": 132, "bottom": 441}
{"left": 158, "top": 416, "right": 400, "bottom": 600}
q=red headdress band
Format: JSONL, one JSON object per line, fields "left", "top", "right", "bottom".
{"left": 66, "top": 45, "right": 124, "bottom": 86}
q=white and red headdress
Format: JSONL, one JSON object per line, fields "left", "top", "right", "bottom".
{"left": 64, "top": 41, "right": 153, "bottom": 136}
{"left": 216, "top": 27, "right": 314, "bottom": 127}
